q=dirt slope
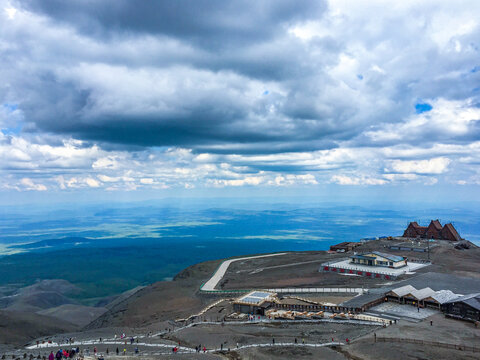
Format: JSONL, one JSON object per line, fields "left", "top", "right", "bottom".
{"left": 0, "top": 310, "right": 78, "bottom": 346}
{"left": 85, "top": 259, "right": 221, "bottom": 329}
{"left": 38, "top": 304, "right": 107, "bottom": 327}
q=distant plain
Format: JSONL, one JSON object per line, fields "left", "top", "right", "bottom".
{"left": 0, "top": 202, "right": 479, "bottom": 302}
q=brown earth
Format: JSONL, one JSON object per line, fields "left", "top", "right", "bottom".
{"left": 342, "top": 313, "right": 480, "bottom": 360}
{"left": 0, "top": 310, "right": 78, "bottom": 346}
{"left": 232, "top": 346, "right": 348, "bottom": 359}
{"left": 85, "top": 259, "right": 222, "bottom": 330}
{"left": 164, "top": 322, "right": 379, "bottom": 350}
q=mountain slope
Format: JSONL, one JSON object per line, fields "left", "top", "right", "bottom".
{"left": 85, "top": 259, "right": 220, "bottom": 329}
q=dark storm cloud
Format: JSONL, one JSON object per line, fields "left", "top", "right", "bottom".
{"left": 22, "top": 0, "right": 326, "bottom": 47}
{"left": 7, "top": 0, "right": 358, "bottom": 154}
{"left": 3, "top": 0, "right": 480, "bottom": 163}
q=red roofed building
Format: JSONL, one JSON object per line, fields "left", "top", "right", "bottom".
{"left": 403, "top": 222, "right": 427, "bottom": 238}
{"left": 426, "top": 219, "right": 442, "bottom": 239}
{"left": 403, "top": 220, "right": 462, "bottom": 241}
{"left": 441, "top": 223, "right": 462, "bottom": 242}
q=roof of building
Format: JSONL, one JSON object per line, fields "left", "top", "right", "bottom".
{"left": 430, "top": 290, "right": 461, "bottom": 304}
{"left": 340, "top": 273, "right": 480, "bottom": 309}
{"left": 340, "top": 290, "right": 385, "bottom": 308}
{"left": 443, "top": 223, "right": 462, "bottom": 241}
{"left": 444, "top": 293, "right": 480, "bottom": 311}
{"left": 331, "top": 242, "right": 350, "bottom": 247}
{"left": 410, "top": 222, "right": 427, "bottom": 230}
{"left": 331, "top": 242, "right": 358, "bottom": 249}
{"left": 430, "top": 220, "right": 443, "bottom": 230}
{"left": 235, "top": 291, "right": 276, "bottom": 305}
{"left": 275, "top": 298, "right": 314, "bottom": 306}
{"left": 371, "top": 251, "right": 405, "bottom": 262}
{"left": 410, "top": 287, "right": 436, "bottom": 300}
{"left": 350, "top": 251, "right": 405, "bottom": 262}
{"left": 389, "top": 285, "right": 417, "bottom": 297}
{"left": 396, "top": 273, "right": 480, "bottom": 295}
{"left": 350, "top": 254, "right": 374, "bottom": 260}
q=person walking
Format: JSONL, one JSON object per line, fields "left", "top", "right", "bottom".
{"left": 48, "top": 352, "right": 54, "bottom": 360}
{"left": 116, "top": 348, "right": 119, "bottom": 355}
{"left": 294, "top": 338, "right": 297, "bottom": 344}
{"left": 272, "top": 338, "right": 275, "bottom": 345}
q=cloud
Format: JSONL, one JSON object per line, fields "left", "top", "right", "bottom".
{"left": 330, "top": 175, "right": 387, "bottom": 186}
{"left": 85, "top": 177, "right": 100, "bottom": 188}
{"left": 19, "top": 177, "right": 47, "bottom": 191}
{"left": 364, "top": 98, "right": 480, "bottom": 145}
{"left": 387, "top": 157, "right": 451, "bottom": 175}
{"left": 0, "top": 0, "right": 480, "bottom": 194}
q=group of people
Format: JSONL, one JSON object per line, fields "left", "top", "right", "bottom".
{"left": 194, "top": 345, "right": 207, "bottom": 353}
{"left": 49, "top": 348, "right": 79, "bottom": 360}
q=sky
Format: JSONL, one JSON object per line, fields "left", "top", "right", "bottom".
{"left": 1, "top": 0, "right": 480, "bottom": 205}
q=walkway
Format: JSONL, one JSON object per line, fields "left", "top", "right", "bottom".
{"left": 201, "top": 253, "right": 287, "bottom": 291}
{"left": 200, "top": 252, "right": 367, "bottom": 294}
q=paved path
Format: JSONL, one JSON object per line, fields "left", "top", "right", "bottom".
{"left": 201, "top": 253, "right": 287, "bottom": 291}
{"left": 200, "top": 252, "right": 367, "bottom": 294}
{"left": 26, "top": 318, "right": 379, "bottom": 352}
{"left": 28, "top": 341, "right": 345, "bottom": 355}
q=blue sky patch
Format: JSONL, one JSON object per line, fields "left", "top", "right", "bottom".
{"left": 415, "top": 102, "right": 433, "bottom": 114}
{"left": 357, "top": 74, "right": 363, "bottom": 80}
{"left": 3, "top": 103, "right": 18, "bottom": 112}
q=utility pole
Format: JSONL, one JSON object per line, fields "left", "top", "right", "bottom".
{"left": 427, "top": 237, "right": 430, "bottom": 261}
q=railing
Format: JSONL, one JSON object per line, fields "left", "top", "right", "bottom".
{"left": 376, "top": 337, "right": 479, "bottom": 352}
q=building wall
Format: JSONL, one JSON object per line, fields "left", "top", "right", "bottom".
{"left": 403, "top": 224, "right": 421, "bottom": 238}
{"left": 426, "top": 224, "right": 441, "bottom": 239}
{"left": 441, "top": 226, "right": 460, "bottom": 241}
{"left": 351, "top": 254, "right": 405, "bottom": 268}
{"left": 444, "top": 302, "right": 480, "bottom": 321}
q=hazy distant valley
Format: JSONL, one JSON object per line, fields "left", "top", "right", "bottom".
{"left": 1, "top": 202, "right": 479, "bottom": 304}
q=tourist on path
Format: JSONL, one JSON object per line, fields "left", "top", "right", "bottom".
{"left": 48, "top": 352, "right": 54, "bottom": 360}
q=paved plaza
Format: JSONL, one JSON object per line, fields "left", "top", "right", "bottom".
{"left": 370, "top": 302, "right": 438, "bottom": 320}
